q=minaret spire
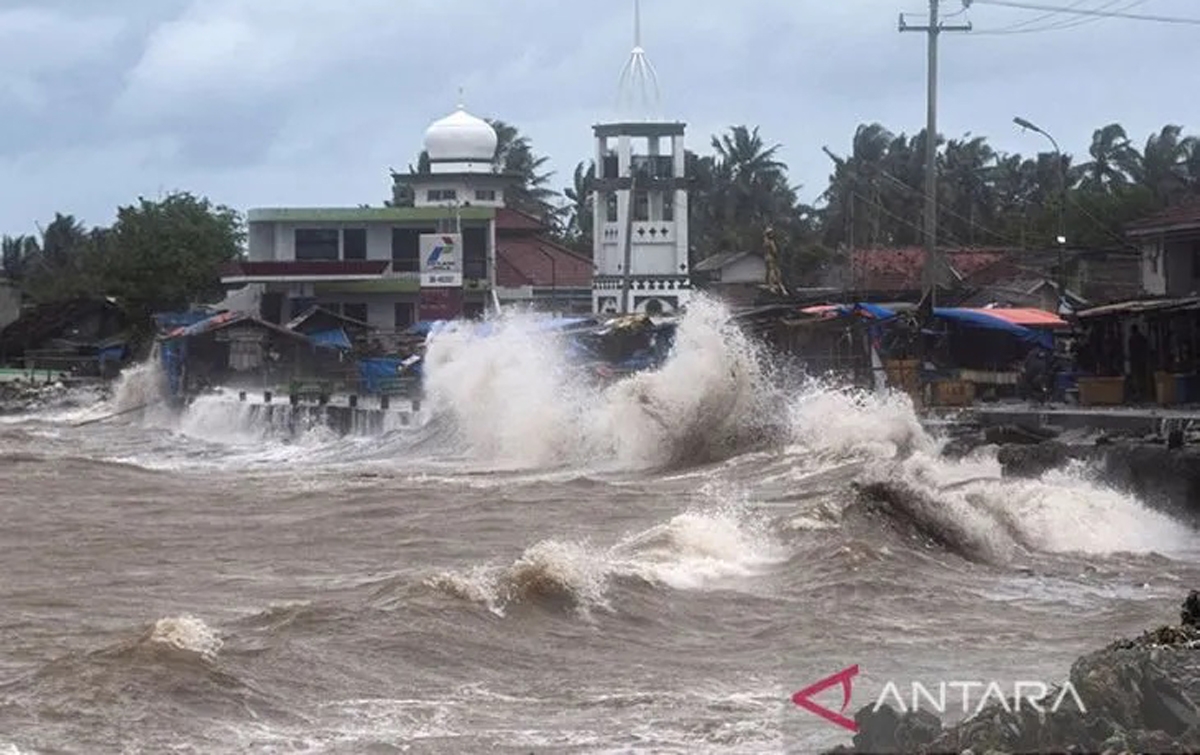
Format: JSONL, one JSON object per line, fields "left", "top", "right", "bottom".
{"left": 616, "top": 0, "right": 661, "bottom": 120}
{"left": 634, "top": 0, "right": 642, "bottom": 49}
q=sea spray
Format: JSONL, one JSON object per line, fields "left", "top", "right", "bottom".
{"left": 420, "top": 295, "right": 781, "bottom": 470}
{"left": 110, "top": 342, "right": 168, "bottom": 412}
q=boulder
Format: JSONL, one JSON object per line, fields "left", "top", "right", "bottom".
{"left": 821, "top": 591, "right": 1200, "bottom": 754}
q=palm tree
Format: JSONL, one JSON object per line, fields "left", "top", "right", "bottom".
{"left": 1132, "top": 125, "right": 1197, "bottom": 205}
{"left": 941, "top": 135, "right": 998, "bottom": 245}
{"left": 487, "top": 119, "right": 561, "bottom": 226}
{"left": 563, "top": 160, "right": 595, "bottom": 253}
{"left": 1078, "top": 123, "right": 1137, "bottom": 192}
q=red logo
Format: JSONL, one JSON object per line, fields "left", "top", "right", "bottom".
{"left": 792, "top": 665, "right": 859, "bottom": 732}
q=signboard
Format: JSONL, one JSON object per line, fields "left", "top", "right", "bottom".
{"left": 419, "top": 233, "right": 463, "bottom": 287}
{"left": 418, "top": 288, "right": 464, "bottom": 321}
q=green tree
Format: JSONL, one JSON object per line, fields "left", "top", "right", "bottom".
{"left": 487, "top": 118, "right": 561, "bottom": 226}
{"left": 688, "top": 125, "right": 826, "bottom": 285}
{"left": 562, "top": 160, "right": 595, "bottom": 254}
{"left": 101, "top": 191, "right": 245, "bottom": 321}
{"left": 13, "top": 214, "right": 101, "bottom": 302}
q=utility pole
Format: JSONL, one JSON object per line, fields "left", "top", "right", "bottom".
{"left": 900, "top": 0, "right": 970, "bottom": 308}
{"left": 620, "top": 173, "right": 637, "bottom": 313}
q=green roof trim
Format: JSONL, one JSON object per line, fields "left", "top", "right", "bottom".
{"left": 248, "top": 206, "right": 495, "bottom": 223}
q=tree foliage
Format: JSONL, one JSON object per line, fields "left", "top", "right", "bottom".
{"left": 2, "top": 192, "right": 244, "bottom": 324}
{"left": 819, "top": 121, "right": 1200, "bottom": 254}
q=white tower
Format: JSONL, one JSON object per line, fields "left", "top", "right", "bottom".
{"left": 591, "top": 0, "right": 690, "bottom": 316}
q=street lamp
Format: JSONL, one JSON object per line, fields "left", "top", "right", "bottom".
{"left": 1013, "top": 116, "right": 1068, "bottom": 313}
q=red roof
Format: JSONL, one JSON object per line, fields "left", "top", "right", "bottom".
{"left": 850, "top": 248, "right": 1010, "bottom": 290}
{"left": 1125, "top": 199, "right": 1200, "bottom": 235}
{"left": 496, "top": 239, "right": 592, "bottom": 288}
{"left": 495, "top": 207, "right": 548, "bottom": 233}
{"left": 963, "top": 307, "right": 1066, "bottom": 328}
{"left": 220, "top": 261, "right": 390, "bottom": 278}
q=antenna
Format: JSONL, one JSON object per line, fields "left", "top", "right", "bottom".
{"left": 457, "top": 85, "right": 465, "bottom": 109}
{"left": 616, "top": 0, "right": 661, "bottom": 120}
{"left": 634, "top": 0, "right": 641, "bottom": 47}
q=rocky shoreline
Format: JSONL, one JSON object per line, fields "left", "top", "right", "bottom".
{"left": 822, "top": 592, "right": 1200, "bottom": 754}
{"left": 942, "top": 422, "right": 1200, "bottom": 526}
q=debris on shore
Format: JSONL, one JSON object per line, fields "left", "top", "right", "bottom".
{"left": 823, "top": 591, "right": 1200, "bottom": 754}
{"left": 0, "top": 378, "right": 102, "bottom": 415}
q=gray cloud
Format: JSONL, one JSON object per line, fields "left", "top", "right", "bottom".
{"left": 0, "top": 0, "right": 1197, "bottom": 235}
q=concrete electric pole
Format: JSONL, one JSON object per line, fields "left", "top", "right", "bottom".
{"left": 900, "top": 0, "right": 970, "bottom": 307}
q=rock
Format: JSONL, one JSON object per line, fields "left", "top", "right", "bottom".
{"left": 996, "top": 441, "right": 1074, "bottom": 479}
{"left": 895, "top": 708, "right": 941, "bottom": 751}
{"left": 1182, "top": 591, "right": 1200, "bottom": 628}
{"left": 851, "top": 703, "right": 900, "bottom": 752}
{"left": 823, "top": 592, "right": 1200, "bottom": 754}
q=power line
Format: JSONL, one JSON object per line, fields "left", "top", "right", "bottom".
{"left": 973, "top": 0, "right": 1146, "bottom": 35}
{"left": 975, "top": 0, "right": 1093, "bottom": 34}
{"left": 965, "top": 0, "right": 1200, "bottom": 25}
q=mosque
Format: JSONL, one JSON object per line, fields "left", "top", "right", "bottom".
{"left": 220, "top": 1, "right": 691, "bottom": 327}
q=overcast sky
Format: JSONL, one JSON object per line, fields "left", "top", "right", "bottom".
{"left": 1, "top": 0, "right": 1198, "bottom": 236}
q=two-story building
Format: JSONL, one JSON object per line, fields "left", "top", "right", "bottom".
{"left": 220, "top": 104, "right": 592, "bottom": 330}
{"left": 1130, "top": 201, "right": 1200, "bottom": 297}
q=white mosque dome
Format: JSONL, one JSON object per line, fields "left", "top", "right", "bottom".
{"left": 423, "top": 106, "right": 497, "bottom": 165}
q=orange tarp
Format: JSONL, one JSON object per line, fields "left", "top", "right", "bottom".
{"left": 961, "top": 308, "right": 1067, "bottom": 328}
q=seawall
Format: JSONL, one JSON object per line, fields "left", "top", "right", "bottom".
{"left": 185, "top": 389, "right": 425, "bottom": 438}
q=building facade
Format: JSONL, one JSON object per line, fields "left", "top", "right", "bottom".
{"left": 221, "top": 104, "right": 591, "bottom": 328}
{"left": 1129, "top": 202, "right": 1200, "bottom": 297}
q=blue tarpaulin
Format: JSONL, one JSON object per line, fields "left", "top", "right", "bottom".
{"left": 932, "top": 307, "right": 1052, "bottom": 349}
{"left": 816, "top": 302, "right": 1053, "bottom": 351}
{"left": 308, "top": 328, "right": 352, "bottom": 350}
{"left": 153, "top": 309, "right": 218, "bottom": 331}
{"left": 358, "top": 357, "right": 410, "bottom": 393}
{"left": 160, "top": 339, "right": 186, "bottom": 397}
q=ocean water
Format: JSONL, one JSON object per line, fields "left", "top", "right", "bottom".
{"left": 0, "top": 298, "right": 1196, "bottom": 754}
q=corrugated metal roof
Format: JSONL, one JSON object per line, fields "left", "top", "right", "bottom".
{"left": 1074, "top": 297, "right": 1200, "bottom": 318}
{"left": 1125, "top": 200, "right": 1200, "bottom": 235}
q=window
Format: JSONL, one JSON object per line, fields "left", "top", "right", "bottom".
{"left": 343, "top": 303, "right": 368, "bottom": 324}
{"left": 427, "top": 189, "right": 458, "bottom": 202}
{"left": 295, "top": 228, "right": 339, "bottom": 261}
{"left": 662, "top": 191, "right": 675, "bottom": 222}
{"left": 394, "top": 302, "right": 415, "bottom": 329}
{"left": 463, "top": 226, "right": 487, "bottom": 279}
{"left": 228, "top": 341, "right": 263, "bottom": 371}
{"left": 392, "top": 227, "right": 431, "bottom": 272}
{"left": 343, "top": 228, "right": 367, "bottom": 260}
{"left": 605, "top": 193, "right": 618, "bottom": 222}
{"left": 475, "top": 189, "right": 497, "bottom": 202}
{"left": 602, "top": 152, "right": 619, "bottom": 179}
